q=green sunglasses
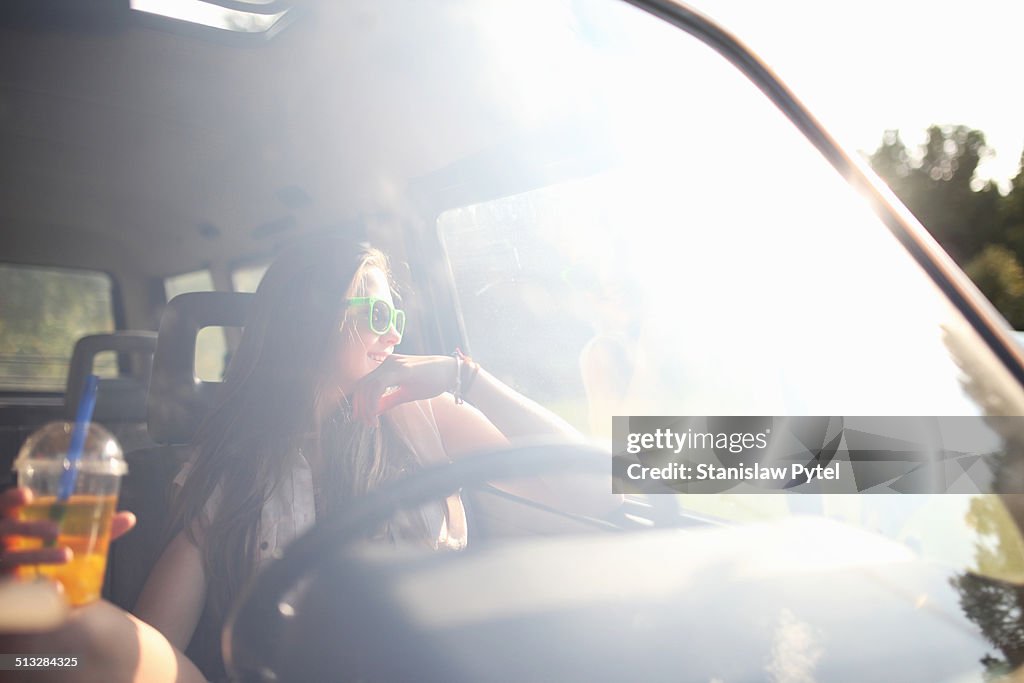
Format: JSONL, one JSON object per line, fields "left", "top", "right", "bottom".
{"left": 346, "top": 297, "right": 406, "bottom": 338}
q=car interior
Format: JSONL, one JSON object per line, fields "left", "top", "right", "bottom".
{"left": 5, "top": 0, "right": 1024, "bottom": 681}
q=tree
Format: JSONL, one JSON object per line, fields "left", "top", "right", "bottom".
{"left": 869, "top": 130, "right": 913, "bottom": 196}
{"left": 952, "top": 494, "right": 1024, "bottom": 679}
{"left": 1002, "top": 152, "right": 1024, "bottom": 259}
{"left": 869, "top": 126, "right": 1024, "bottom": 327}
{"left": 0, "top": 266, "right": 115, "bottom": 390}
{"left": 870, "top": 125, "right": 998, "bottom": 264}
{"left": 964, "top": 245, "right": 1024, "bottom": 329}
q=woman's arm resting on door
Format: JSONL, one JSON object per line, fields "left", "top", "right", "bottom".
{"left": 431, "top": 390, "right": 622, "bottom": 516}
{"left": 353, "top": 353, "right": 622, "bottom": 515}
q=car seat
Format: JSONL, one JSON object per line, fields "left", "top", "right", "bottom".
{"left": 64, "top": 331, "right": 158, "bottom": 453}
{"left": 104, "top": 292, "right": 252, "bottom": 611}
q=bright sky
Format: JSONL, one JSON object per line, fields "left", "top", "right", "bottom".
{"left": 702, "top": 0, "right": 1024, "bottom": 192}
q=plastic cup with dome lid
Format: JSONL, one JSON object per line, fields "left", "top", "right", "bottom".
{"left": 11, "top": 417, "right": 127, "bottom": 606}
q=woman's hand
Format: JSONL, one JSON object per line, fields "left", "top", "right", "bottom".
{"left": 350, "top": 353, "right": 457, "bottom": 424}
{"left": 0, "top": 488, "right": 136, "bottom": 574}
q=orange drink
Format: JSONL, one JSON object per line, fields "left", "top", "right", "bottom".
{"left": 14, "top": 494, "right": 118, "bottom": 605}
{"left": 13, "top": 421, "right": 126, "bottom": 607}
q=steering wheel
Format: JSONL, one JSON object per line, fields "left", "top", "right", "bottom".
{"left": 223, "top": 442, "right": 614, "bottom": 682}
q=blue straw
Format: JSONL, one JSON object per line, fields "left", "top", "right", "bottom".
{"left": 58, "top": 374, "right": 99, "bottom": 502}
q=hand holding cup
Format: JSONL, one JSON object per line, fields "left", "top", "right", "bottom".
{"left": 0, "top": 487, "right": 136, "bottom": 575}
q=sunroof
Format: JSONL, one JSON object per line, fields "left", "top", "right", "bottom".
{"left": 130, "top": 0, "right": 289, "bottom": 34}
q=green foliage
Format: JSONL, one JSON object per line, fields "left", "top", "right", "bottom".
{"left": 1002, "top": 151, "right": 1024, "bottom": 258}
{"left": 965, "top": 246, "right": 1024, "bottom": 328}
{"left": 965, "top": 495, "right": 1024, "bottom": 578}
{"left": 871, "top": 126, "right": 1024, "bottom": 328}
{"left": 0, "top": 265, "right": 114, "bottom": 391}
{"left": 952, "top": 496, "right": 1024, "bottom": 677}
{"left": 870, "top": 125, "right": 999, "bottom": 263}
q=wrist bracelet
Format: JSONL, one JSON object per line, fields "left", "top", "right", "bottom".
{"left": 452, "top": 351, "right": 464, "bottom": 404}
{"left": 464, "top": 359, "right": 480, "bottom": 395}
{"left": 454, "top": 348, "right": 479, "bottom": 403}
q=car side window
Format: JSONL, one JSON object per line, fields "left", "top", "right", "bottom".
{"left": 231, "top": 263, "right": 270, "bottom": 294}
{"left": 163, "top": 268, "right": 229, "bottom": 381}
{"left": 0, "top": 264, "right": 116, "bottom": 392}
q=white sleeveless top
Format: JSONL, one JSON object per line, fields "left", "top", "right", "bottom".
{"left": 173, "top": 397, "right": 467, "bottom": 569}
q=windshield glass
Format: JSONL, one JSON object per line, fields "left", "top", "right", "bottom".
{"left": 425, "top": 0, "right": 1024, "bottom": 607}
{"left": 434, "top": 0, "right": 1007, "bottom": 416}
{"left": 425, "top": 4, "right": 1024, "bottom": 675}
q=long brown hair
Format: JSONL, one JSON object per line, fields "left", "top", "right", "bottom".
{"left": 165, "top": 237, "right": 425, "bottom": 634}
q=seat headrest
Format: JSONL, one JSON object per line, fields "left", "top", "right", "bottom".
{"left": 64, "top": 332, "right": 158, "bottom": 423}
{"left": 148, "top": 292, "right": 252, "bottom": 445}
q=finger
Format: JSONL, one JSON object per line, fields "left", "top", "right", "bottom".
{"left": 0, "top": 547, "right": 72, "bottom": 573}
{"left": 0, "top": 488, "right": 31, "bottom": 515}
{"left": 377, "top": 386, "right": 413, "bottom": 414}
{"left": 110, "top": 512, "right": 136, "bottom": 541}
{"left": 0, "top": 518, "right": 59, "bottom": 541}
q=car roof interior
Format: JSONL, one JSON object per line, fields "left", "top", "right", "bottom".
{"left": 1, "top": 1, "right": 590, "bottom": 336}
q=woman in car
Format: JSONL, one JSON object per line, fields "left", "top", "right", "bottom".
{"left": 1, "top": 236, "right": 614, "bottom": 682}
